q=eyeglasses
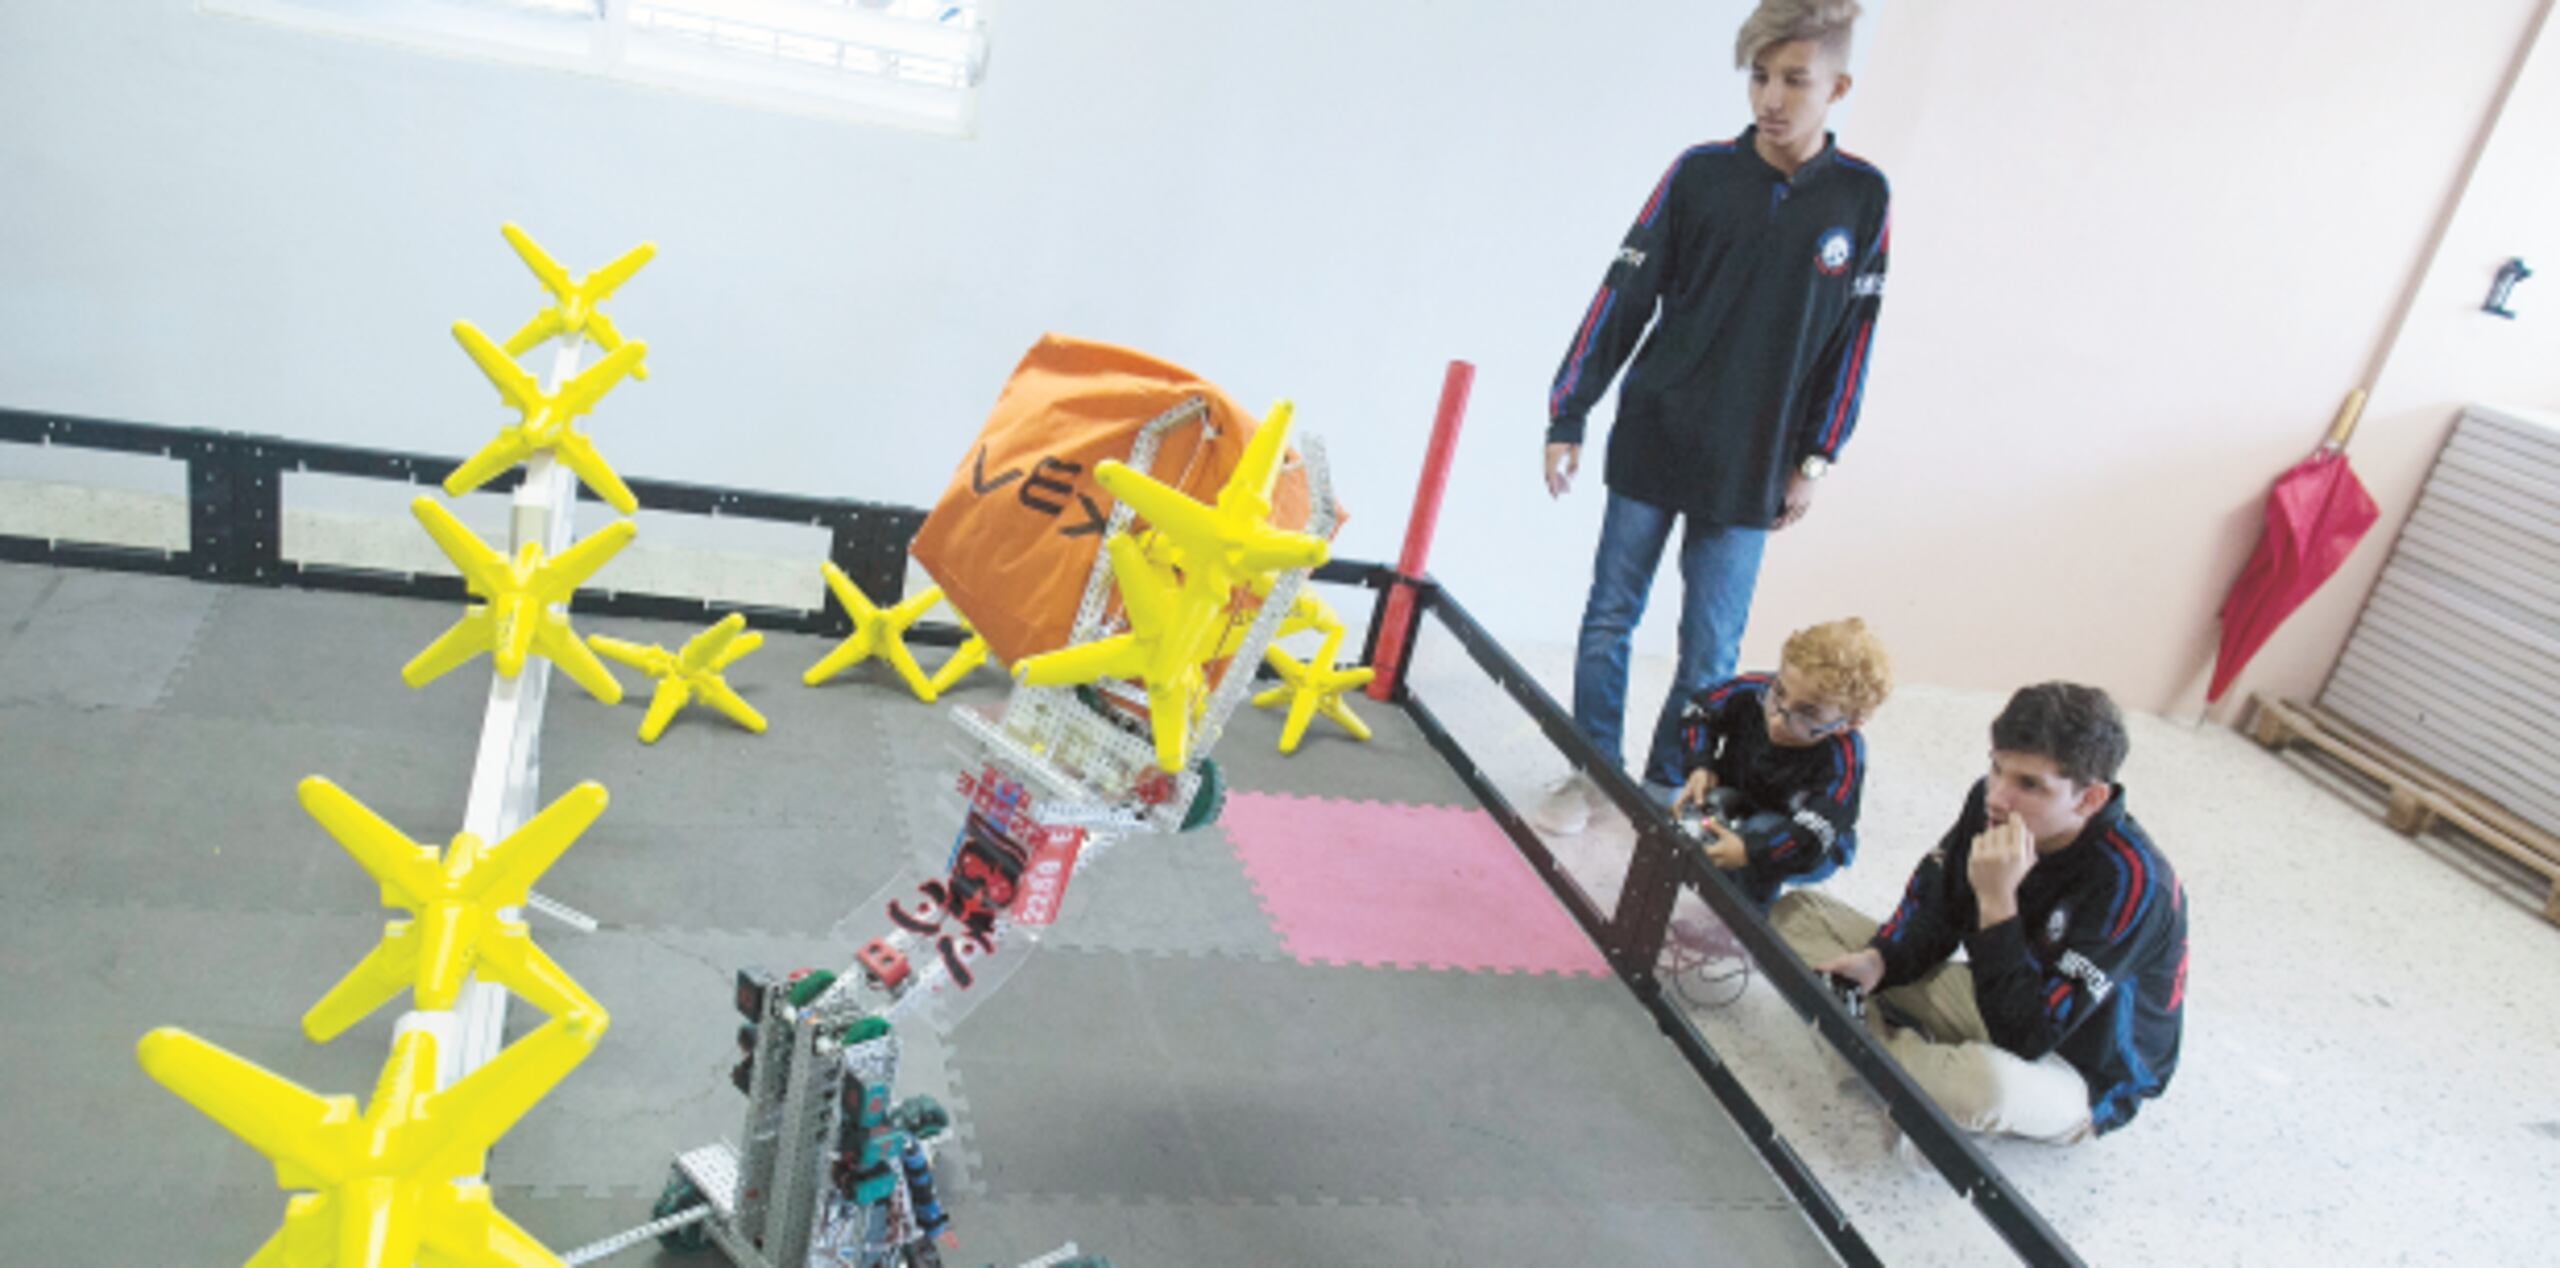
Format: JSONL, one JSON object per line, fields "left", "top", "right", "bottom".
{"left": 1765, "top": 676, "right": 1849, "bottom": 737}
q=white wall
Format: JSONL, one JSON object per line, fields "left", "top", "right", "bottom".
{"left": 26, "top": 2, "right": 2545, "bottom": 724}
{"left": 2221, "top": 0, "right": 2560, "bottom": 719}
{"left": 0, "top": 0, "right": 1838, "bottom": 663}
{"left": 1731, "top": 0, "right": 2551, "bottom": 715}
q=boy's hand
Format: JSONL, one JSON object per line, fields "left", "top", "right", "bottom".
{"left": 1773, "top": 473, "right": 1819, "bottom": 529}
{"left": 1813, "top": 947, "right": 1884, "bottom": 994}
{"left": 1967, "top": 818, "right": 2037, "bottom": 927}
{"left": 1672, "top": 768, "right": 1717, "bottom": 813}
{"left": 1703, "top": 822, "right": 1748, "bottom": 869}
{"left": 1544, "top": 443, "right": 1580, "bottom": 498}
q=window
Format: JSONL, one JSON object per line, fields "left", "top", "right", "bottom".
{"left": 203, "top": 0, "right": 991, "bottom": 136}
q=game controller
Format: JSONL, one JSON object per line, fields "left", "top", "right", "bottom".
{"left": 1823, "top": 971, "right": 1867, "bottom": 1021}
{"left": 1679, "top": 786, "right": 1748, "bottom": 838}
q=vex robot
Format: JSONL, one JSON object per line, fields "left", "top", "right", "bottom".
{"left": 647, "top": 349, "right": 1341, "bottom": 1268}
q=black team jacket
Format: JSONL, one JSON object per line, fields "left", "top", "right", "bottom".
{"left": 1870, "top": 781, "right": 2190, "bottom": 1134}
{"left": 1677, "top": 674, "right": 1866, "bottom": 896}
{"left": 1548, "top": 125, "right": 1889, "bottom": 527}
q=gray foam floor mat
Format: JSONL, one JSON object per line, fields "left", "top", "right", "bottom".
{"left": 0, "top": 563, "right": 1837, "bottom": 1267}
{"left": 0, "top": 566, "right": 220, "bottom": 710}
{"left": 944, "top": 947, "right": 1784, "bottom": 1204}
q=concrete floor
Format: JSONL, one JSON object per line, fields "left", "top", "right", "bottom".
{"left": 0, "top": 563, "right": 1841, "bottom": 1268}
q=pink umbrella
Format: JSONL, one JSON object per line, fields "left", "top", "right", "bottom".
{"left": 2209, "top": 390, "right": 2381, "bottom": 702}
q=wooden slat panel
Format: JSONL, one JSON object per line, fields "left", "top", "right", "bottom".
{"left": 2329, "top": 639, "right": 2560, "bottom": 776}
{"left": 2246, "top": 697, "right": 2560, "bottom": 923}
{"left": 2430, "top": 447, "right": 2560, "bottom": 535}
{"left": 2303, "top": 699, "right": 2560, "bottom": 864}
{"left": 2314, "top": 403, "right": 2560, "bottom": 847}
{"left": 2405, "top": 489, "right": 2560, "bottom": 571}
{"left": 2445, "top": 418, "right": 2560, "bottom": 483}
{"left": 2325, "top": 657, "right": 2560, "bottom": 800}
{"left": 2370, "top": 570, "right": 2560, "bottom": 660}
{"left": 2323, "top": 677, "right": 2560, "bottom": 832}
{"left": 2378, "top": 552, "right": 2555, "bottom": 641}
{"left": 2352, "top": 598, "right": 2560, "bottom": 710}
{"left": 2455, "top": 404, "right": 2560, "bottom": 460}
{"left": 2392, "top": 532, "right": 2560, "bottom": 622}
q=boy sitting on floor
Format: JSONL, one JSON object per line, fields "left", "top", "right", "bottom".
{"left": 1671, "top": 617, "right": 1892, "bottom": 909}
{"left": 1777, "top": 682, "right": 2187, "bottom": 1143}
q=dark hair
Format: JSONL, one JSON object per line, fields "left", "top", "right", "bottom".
{"left": 1990, "top": 682, "right": 2127, "bottom": 786}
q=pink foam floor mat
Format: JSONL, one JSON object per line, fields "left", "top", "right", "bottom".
{"left": 1221, "top": 791, "right": 1610, "bottom": 976}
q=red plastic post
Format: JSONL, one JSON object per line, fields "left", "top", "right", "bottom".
{"left": 1366, "top": 360, "right": 1475, "bottom": 701}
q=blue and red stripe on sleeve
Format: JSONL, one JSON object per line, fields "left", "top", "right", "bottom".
{"left": 1826, "top": 733, "right": 1861, "bottom": 803}
{"left": 1876, "top": 892, "right": 1919, "bottom": 944}
{"left": 1810, "top": 207, "right": 1887, "bottom": 458}
{"left": 1548, "top": 143, "right": 1733, "bottom": 427}
{"left": 1549, "top": 289, "right": 1618, "bottom": 417}
{"left": 2102, "top": 831, "right": 2157, "bottom": 943}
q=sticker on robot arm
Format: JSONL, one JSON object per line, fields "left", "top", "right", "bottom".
{"left": 865, "top": 858, "right": 1045, "bottom": 1023}
{"left": 950, "top": 765, "right": 1087, "bottom": 927}
{"left": 864, "top": 870, "right": 1029, "bottom": 1026}
{"left": 1011, "top": 823, "right": 1086, "bottom": 928}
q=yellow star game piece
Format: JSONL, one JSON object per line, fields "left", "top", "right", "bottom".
{"left": 497, "top": 223, "right": 655, "bottom": 380}
{"left": 298, "top": 777, "right": 608, "bottom": 1040}
{"left": 925, "top": 614, "right": 994, "bottom": 700}
{"left": 136, "top": 1011, "right": 603, "bottom": 1268}
{"left": 1253, "top": 594, "right": 1374, "bottom": 754}
{"left": 401, "top": 497, "right": 632, "bottom": 702}
{"left": 805, "top": 565, "right": 957, "bottom": 702}
{"left": 444, "top": 321, "right": 647, "bottom": 514}
{"left": 1013, "top": 402, "right": 1330, "bottom": 771}
{"left": 587, "top": 613, "right": 768, "bottom": 743}
{"left": 1014, "top": 533, "right": 1201, "bottom": 770}
{"left": 1274, "top": 589, "right": 1329, "bottom": 638}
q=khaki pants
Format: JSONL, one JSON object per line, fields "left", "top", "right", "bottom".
{"left": 1772, "top": 890, "right": 2095, "bottom": 1145}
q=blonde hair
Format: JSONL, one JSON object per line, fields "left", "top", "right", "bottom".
{"left": 1735, "top": 0, "right": 1861, "bottom": 71}
{"left": 1781, "top": 617, "right": 1893, "bottom": 720}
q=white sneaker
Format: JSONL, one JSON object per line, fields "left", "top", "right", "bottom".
{"left": 1531, "top": 774, "right": 1596, "bottom": 835}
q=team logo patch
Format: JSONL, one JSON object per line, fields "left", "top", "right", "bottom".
{"left": 2046, "top": 906, "right": 2070, "bottom": 945}
{"left": 1816, "top": 227, "right": 1853, "bottom": 275}
{"left": 2058, "top": 948, "right": 2114, "bottom": 1002}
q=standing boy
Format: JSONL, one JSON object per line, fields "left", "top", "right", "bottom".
{"left": 1539, "top": 0, "right": 1890, "bottom": 832}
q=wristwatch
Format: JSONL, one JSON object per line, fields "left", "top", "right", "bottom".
{"left": 1798, "top": 455, "right": 1831, "bottom": 481}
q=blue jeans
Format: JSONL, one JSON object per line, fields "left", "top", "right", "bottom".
{"left": 1572, "top": 492, "right": 1768, "bottom": 791}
